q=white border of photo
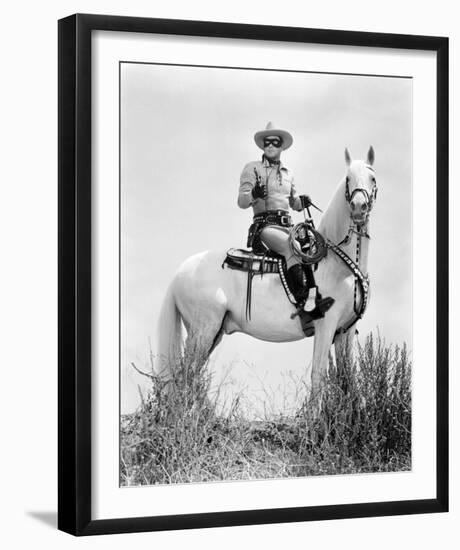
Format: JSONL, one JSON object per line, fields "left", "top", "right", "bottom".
{"left": 92, "top": 30, "right": 436, "bottom": 521}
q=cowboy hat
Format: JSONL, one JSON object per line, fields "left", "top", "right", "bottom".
{"left": 254, "top": 121, "right": 293, "bottom": 151}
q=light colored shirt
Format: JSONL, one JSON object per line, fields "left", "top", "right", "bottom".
{"left": 238, "top": 158, "right": 303, "bottom": 215}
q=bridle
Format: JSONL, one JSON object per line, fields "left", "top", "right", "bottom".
{"left": 326, "top": 164, "right": 378, "bottom": 337}
{"left": 339, "top": 165, "right": 378, "bottom": 245}
{"left": 344, "top": 165, "right": 378, "bottom": 213}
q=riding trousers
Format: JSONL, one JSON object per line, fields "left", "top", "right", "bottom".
{"left": 259, "top": 225, "right": 302, "bottom": 269}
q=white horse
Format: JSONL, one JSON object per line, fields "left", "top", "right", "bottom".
{"left": 157, "top": 147, "right": 378, "bottom": 399}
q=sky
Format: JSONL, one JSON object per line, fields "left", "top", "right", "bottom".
{"left": 120, "top": 62, "right": 412, "bottom": 415}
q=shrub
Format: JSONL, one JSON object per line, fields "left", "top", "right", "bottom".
{"left": 121, "top": 332, "right": 411, "bottom": 485}
{"left": 295, "top": 333, "right": 411, "bottom": 474}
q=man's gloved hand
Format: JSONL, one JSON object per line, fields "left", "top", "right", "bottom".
{"left": 300, "top": 194, "right": 312, "bottom": 209}
{"left": 252, "top": 183, "right": 267, "bottom": 199}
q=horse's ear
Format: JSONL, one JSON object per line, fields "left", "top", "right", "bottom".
{"left": 367, "top": 146, "right": 375, "bottom": 166}
{"left": 345, "top": 148, "right": 352, "bottom": 166}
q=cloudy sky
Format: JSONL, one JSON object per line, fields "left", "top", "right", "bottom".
{"left": 120, "top": 62, "right": 412, "bottom": 415}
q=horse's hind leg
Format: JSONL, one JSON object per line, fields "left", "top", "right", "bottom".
{"left": 175, "top": 264, "right": 229, "bottom": 367}
{"left": 207, "top": 312, "right": 228, "bottom": 357}
{"left": 183, "top": 308, "right": 228, "bottom": 366}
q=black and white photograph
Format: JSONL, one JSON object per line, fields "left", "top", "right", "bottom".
{"left": 120, "top": 62, "right": 413, "bottom": 486}
{"left": 52, "top": 7, "right": 450, "bottom": 541}
{"left": 1, "top": 0, "right": 457, "bottom": 544}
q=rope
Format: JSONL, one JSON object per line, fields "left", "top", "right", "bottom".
{"left": 288, "top": 223, "right": 327, "bottom": 265}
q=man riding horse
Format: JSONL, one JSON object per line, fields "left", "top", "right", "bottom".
{"left": 238, "top": 121, "right": 334, "bottom": 325}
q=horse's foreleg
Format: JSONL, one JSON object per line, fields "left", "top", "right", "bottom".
{"left": 332, "top": 328, "right": 357, "bottom": 397}
{"left": 334, "top": 328, "right": 356, "bottom": 373}
{"left": 310, "top": 316, "right": 339, "bottom": 401}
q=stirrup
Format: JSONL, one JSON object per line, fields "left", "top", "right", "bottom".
{"left": 304, "top": 288, "right": 317, "bottom": 312}
{"left": 298, "top": 297, "right": 335, "bottom": 324}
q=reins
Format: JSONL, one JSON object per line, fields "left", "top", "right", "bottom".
{"left": 337, "top": 222, "right": 370, "bottom": 247}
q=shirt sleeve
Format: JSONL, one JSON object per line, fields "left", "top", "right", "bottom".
{"left": 289, "top": 176, "right": 303, "bottom": 211}
{"left": 238, "top": 162, "right": 257, "bottom": 209}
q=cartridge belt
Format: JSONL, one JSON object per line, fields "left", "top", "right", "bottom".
{"left": 253, "top": 210, "right": 292, "bottom": 227}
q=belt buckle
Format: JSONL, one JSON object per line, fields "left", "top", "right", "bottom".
{"left": 280, "top": 215, "right": 290, "bottom": 226}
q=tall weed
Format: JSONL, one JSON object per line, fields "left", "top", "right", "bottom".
{"left": 121, "top": 333, "right": 411, "bottom": 485}
{"left": 296, "top": 334, "right": 411, "bottom": 474}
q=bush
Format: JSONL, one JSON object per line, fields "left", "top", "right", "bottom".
{"left": 294, "top": 333, "right": 411, "bottom": 474}
{"left": 121, "top": 333, "right": 411, "bottom": 485}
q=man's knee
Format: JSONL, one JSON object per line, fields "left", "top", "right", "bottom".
{"left": 260, "top": 227, "right": 290, "bottom": 255}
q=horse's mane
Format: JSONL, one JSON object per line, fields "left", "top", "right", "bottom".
{"left": 317, "top": 177, "right": 349, "bottom": 244}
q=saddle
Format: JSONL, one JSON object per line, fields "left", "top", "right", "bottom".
{"left": 222, "top": 225, "right": 333, "bottom": 337}
{"left": 223, "top": 248, "right": 322, "bottom": 337}
{"left": 224, "top": 247, "right": 284, "bottom": 275}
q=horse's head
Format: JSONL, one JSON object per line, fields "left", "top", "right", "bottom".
{"left": 344, "top": 147, "right": 378, "bottom": 225}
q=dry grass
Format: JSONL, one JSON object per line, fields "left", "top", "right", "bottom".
{"left": 120, "top": 332, "right": 411, "bottom": 486}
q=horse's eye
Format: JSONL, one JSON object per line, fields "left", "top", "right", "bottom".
{"left": 371, "top": 176, "right": 376, "bottom": 183}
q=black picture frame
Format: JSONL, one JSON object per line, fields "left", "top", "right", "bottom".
{"left": 58, "top": 13, "right": 449, "bottom": 536}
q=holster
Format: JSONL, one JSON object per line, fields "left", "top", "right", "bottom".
{"left": 246, "top": 221, "right": 264, "bottom": 250}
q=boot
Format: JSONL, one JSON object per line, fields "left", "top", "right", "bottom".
{"left": 286, "top": 264, "right": 309, "bottom": 302}
{"left": 302, "top": 266, "right": 335, "bottom": 317}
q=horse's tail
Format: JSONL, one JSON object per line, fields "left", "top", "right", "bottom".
{"left": 156, "top": 283, "right": 182, "bottom": 379}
